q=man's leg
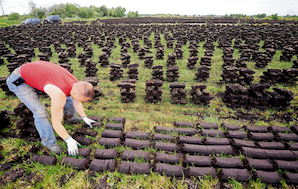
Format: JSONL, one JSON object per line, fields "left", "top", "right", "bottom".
{"left": 63, "top": 96, "right": 81, "bottom": 124}
{"left": 6, "top": 72, "right": 60, "bottom": 153}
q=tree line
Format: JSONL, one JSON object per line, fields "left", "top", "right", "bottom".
{"left": 8, "top": 1, "right": 139, "bottom": 21}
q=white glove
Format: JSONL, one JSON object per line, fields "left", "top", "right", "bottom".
{"left": 82, "top": 116, "right": 96, "bottom": 128}
{"left": 64, "top": 136, "right": 80, "bottom": 156}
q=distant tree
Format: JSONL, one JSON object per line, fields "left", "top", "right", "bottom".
{"left": 255, "top": 13, "right": 266, "bottom": 18}
{"left": 65, "top": 3, "right": 79, "bottom": 18}
{"left": 78, "top": 7, "right": 88, "bottom": 18}
{"left": 28, "top": 0, "right": 37, "bottom": 16}
{"left": 8, "top": 13, "right": 20, "bottom": 20}
{"left": 99, "top": 5, "right": 109, "bottom": 16}
{"left": 109, "top": 7, "right": 116, "bottom": 17}
{"left": 28, "top": 0, "right": 46, "bottom": 19}
{"left": 36, "top": 8, "right": 46, "bottom": 19}
{"left": 114, "top": 6, "right": 126, "bottom": 17}
{"left": 271, "top": 13, "right": 278, "bottom": 20}
{"left": 127, "top": 11, "right": 139, "bottom": 18}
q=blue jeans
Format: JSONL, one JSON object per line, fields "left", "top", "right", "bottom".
{"left": 6, "top": 68, "right": 77, "bottom": 148}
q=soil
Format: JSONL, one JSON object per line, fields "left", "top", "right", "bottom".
{"left": 58, "top": 172, "right": 76, "bottom": 187}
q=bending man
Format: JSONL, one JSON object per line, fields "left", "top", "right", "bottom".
{"left": 6, "top": 60, "right": 96, "bottom": 155}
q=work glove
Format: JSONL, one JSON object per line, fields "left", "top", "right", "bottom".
{"left": 64, "top": 136, "right": 80, "bottom": 156}
{"left": 82, "top": 116, "right": 96, "bottom": 128}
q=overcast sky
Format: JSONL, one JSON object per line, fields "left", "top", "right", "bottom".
{"left": 1, "top": 0, "right": 298, "bottom": 16}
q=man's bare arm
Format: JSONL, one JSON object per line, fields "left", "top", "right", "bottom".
{"left": 44, "top": 84, "right": 69, "bottom": 140}
{"left": 73, "top": 100, "right": 86, "bottom": 118}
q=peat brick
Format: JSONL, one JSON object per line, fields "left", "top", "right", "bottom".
{"left": 225, "top": 131, "right": 248, "bottom": 139}
{"left": 187, "top": 167, "right": 216, "bottom": 178}
{"left": 243, "top": 125, "right": 268, "bottom": 133}
{"left": 101, "top": 130, "right": 123, "bottom": 139}
{"left": 152, "top": 133, "right": 175, "bottom": 142}
{"left": 221, "top": 123, "right": 242, "bottom": 131}
{"left": 252, "top": 170, "right": 282, "bottom": 184}
{"left": 75, "top": 128, "right": 98, "bottom": 137}
{"left": 284, "top": 172, "right": 298, "bottom": 184}
{"left": 241, "top": 147, "right": 296, "bottom": 160}
{"left": 121, "top": 149, "right": 150, "bottom": 161}
{"left": 184, "top": 155, "right": 212, "bottom": 167}
{"left": 61, "top": 157, "right": 90, "bottom": 170}
{"left": 199, "top": 129, "right": 224, "bottom": 137}
{"left": 174, "top": 121, "right": 194, "bottom": 128}
{"left": 256, "top": 141, "right": 285, "bottom": 149}
{"left": 154, "top": 142, "right": 178, "bottom": 152}
{"left": 219, "top": 168, "right": 250, "bottom": 182}
{"left": 125, "top": 131, "right": 150, "bottom": 140}
{"left": 94, "top": 149, "right": 118, "bottom": 159}
{"left": 124, "top": 138, "right": 151, "bottom": 150}
{"left": 203, "top": 137, "right": 230, "bottom": 145}
{"left": 183, "top": 144, "right": 235, "bottom": 155}
{"left": 98, "top": 137, "right": 121, "bottom": 148}
{"left": 119, "top": 161, "right": 151, "bottom": 174}
{"left": 197, "top": 122, "right": 218, "bottom": 129}
{"left": 107, "top": 117, "right": 126, "bottom": 123}
{"left": 105, "top": 123, "right": 124, "bottom": 131}
{"left": 248, "top": 132, "right": 275, "bottom": 141}
{"left": 78, "top": 148, "right": 92, "bottom": 157}
{"left": 89, "top": 159, "right": 116, "bottom": 172}
{"left": 178, "top": 136, "right": 203, "bottom": 145}
{"left": 272, "top": 160, "right": 298, "bottom": 170}
{"left": 154, "top": 126, "right": 175, "bottom": 134}
{"left": 175, "top": 128, "right": 196, "bottom": 136}
{"left": 212, "top": 157, "right": 243, "bottom": 168}
{"left": 243, "top": 158, "right": 273, "bottom": 171}
{"left": 30, "top": 154, "right": 57, "bottom": 165}
{"left": 275, "top": 133, "right": 298, "bottom": 142}
{"left": 230, "top": 139, "right": 257, "bottom": 148}
{"left": 154, "top": 163, "right": 184, "bottom": 177}
{"left": 268, "top": 125, "right": 291, "bottom": 133}
{"left": 154, "top": 152, "right": 181, "bottom": 164}
{"left": 285, "top": 142, "right": 298, "bottom": 150}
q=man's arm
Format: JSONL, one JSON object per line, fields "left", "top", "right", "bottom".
{"left": 73, "top": 100, "right": 86, "bottom": 118}
{"left": 44, "top": 84, "right": 69, "bottom": 140}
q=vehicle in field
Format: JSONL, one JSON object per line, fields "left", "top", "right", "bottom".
{"left": 43, "top": 15, "right": 61, "bottom": 24}
{"left": 21, "top": 18, "right": 41, "bottom": 25}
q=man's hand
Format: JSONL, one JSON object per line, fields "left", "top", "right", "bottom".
{"left": 64, "top": 136, "right": 80, "bottom": 156}
{"left": 82, "top": 116, "right": 96, "bottom": 128}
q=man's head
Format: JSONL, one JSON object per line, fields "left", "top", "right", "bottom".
{"left": 70, "top": 81, "right": 94, "bottom": 102}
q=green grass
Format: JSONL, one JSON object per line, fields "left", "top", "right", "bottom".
{"left": 0, "top": 21, "right": 298, "bottom": 188}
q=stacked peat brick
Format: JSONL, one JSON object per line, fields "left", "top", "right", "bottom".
{"left": 145, "top": 79, "right": 163, "bottom": 103}
{"left": 223, "top": 83, "right": 293, "bottom": 110}
{"left": 118, "top": 79, "right": 136, "bottom": 103}
{"left": 260, "top": 68, "right": 298, "bottom": 86}
{"left": 84, "top": 59, "right": 98, "bottom": 77}
{"left": 170, "top": 83, "right": 187, "bottom": 105}
{"left": 194, "top": 56, "right": 212, "bottom": 82}
{"left": 166, "top": 66, "right": 179, "bottom": 82}
{"left": 127, "top": 63, "right": 139, "bottom": 80}
{"left": 120, "top": 53, "right": 131, "bottom": 68}
{"left": 280, "top": 46, "right": 295, "bottom": 62}
{"left": 151, "top": 65, "right": 164, "bottom": 81}
{"left": 252, "top": 51, "right": 272, "bottom": 69}
{"left": 110, "top": 63, "right": 123, "bottom": 81}
{"left": 189, "top": 84, "right": 213, "bottom": 106}
{"left": 98, "top": 52, "right": 110, "bottom": 67}
{"left": 144, "top": 55, "right": 154, "bottom": 68}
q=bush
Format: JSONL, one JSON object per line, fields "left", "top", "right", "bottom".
{"left": 8, "top": 13, "right": 20, "bottom": 20}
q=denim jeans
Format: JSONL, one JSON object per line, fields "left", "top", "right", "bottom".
{"left": 6, "top": 68, "right": 77, "bottom": 148}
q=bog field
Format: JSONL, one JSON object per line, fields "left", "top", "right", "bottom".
{"left": 0, "top": 17, "right": 298, "bottom": 188}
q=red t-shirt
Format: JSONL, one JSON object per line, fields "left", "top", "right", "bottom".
{"left": 20, "top": 61, "right": 78, "bottom": 96}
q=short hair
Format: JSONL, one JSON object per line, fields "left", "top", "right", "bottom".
{"left": 78, "top": 81, "right": 95, "bottom": 100}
